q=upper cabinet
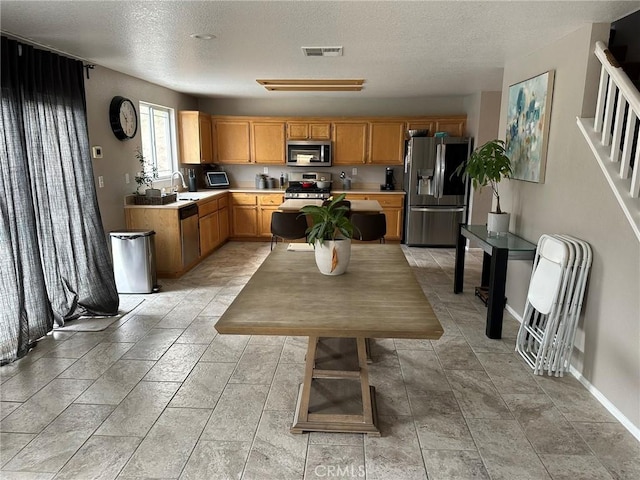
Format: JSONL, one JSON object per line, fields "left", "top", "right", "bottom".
{"left": 332, "top": 122, "right": 368, "bottom": 165}
{"left": 179, "top": 111, "right": 213, "bottom": 164}
{"left": 287, "top": 122, "right": 331, "bottom": 140}
{"left": 251, "top": 122, "right": 286, "bottom": 164}
{"left": 208, "top": 115, "right": 466, "bottom": 166}
{"left": 213, "top": 119, "right": 251, "bottom": 164}
{"left": 434, "top": 118, "right": 466, "bottom": 137}
{"left": 368, "top": 122, "right": 406, "bottom": 165}
{"left": 333, "top": 121, "right": 406, "bottom": 166}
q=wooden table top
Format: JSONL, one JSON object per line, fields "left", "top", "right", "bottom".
{"left": 215, "top": 244, "right": 443, "bottom": 339}
{"left": 279, "top": 199, "right": 382, "bottom": 213}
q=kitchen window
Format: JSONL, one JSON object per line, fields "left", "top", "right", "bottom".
{"left": 139, "top": 102, "right": 178, "bottom": 179}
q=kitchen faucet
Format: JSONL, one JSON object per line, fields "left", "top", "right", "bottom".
{"left": 171, "top": 171, "right": 187, "bottom": 192}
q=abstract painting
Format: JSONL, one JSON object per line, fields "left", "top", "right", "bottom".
{"left": 505, "top": 70, "right": 555, "bottom": 183}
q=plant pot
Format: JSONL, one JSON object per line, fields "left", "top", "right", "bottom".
{"left": 314, "top": 238, "right": 351, "bottom": 275}
{"left": 145, "top": 188, "right": 161, "bottom": 198}
{"left": 487, "top": 212, "right": 510, "bottom": 234}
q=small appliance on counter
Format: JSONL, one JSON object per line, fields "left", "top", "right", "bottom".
{"left": 205, "top": 171, "right": 230, "bottom": 189}
{"left": 285, "top": 172, "right": 332, "bottom": 199}
{"left": 381, "top": 167, "right": 395, "bottom": 190}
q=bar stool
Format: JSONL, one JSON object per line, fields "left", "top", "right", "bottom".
{"left": 270, "top": 211, "right": 308, "bottom": 250}
{"left": 351, "top": 213, "right": 386, "bottom": 243}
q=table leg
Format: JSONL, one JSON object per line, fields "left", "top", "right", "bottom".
{"left": 454, "top": 223, "right": 466, "bottom": 293}
{"left": 481, "top": 252, "right": 491, "bottom": 287}
{"left": 291, "top": 337, "right": 380, "bottom": 436}
{"left": 486, "top": 247, "right": 508, "bottom": 339}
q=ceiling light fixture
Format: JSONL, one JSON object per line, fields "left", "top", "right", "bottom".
{"left": 190, "top": 33, "right": 216, "bottom": 40}
{"left": 256, "top": 79, "right": 364, "bottom": 92}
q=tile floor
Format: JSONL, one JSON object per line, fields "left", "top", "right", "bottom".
{"left": 1, "top": 242, "right": 638, "bottom": 480}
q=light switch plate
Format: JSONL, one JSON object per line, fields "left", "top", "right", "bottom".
{"left": 92, "top": 146, "right": 103, "bottom": 158}
{"left": 263, "top": 167, "right": 269, "bottom": 174}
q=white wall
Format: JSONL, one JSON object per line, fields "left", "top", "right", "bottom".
{"left": 84, "top": 66, "right": 198, "bottom": 235}
{"left": 498, "top": 23, "right": 640, "bottom": 430}
{"left": 463, "top": 91, "right": 502, "bottom": 226}
{"left": 199, "top": 95, "right": 467, "bottom": 117}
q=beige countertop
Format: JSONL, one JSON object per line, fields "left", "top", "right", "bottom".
{"left": 124, "top": 187, "right": 405, "bottom": 209}
{"left": 279, "top": 199, "right": 383, "bottom": 212}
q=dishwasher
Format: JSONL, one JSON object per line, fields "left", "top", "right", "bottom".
{"left": 179, "top": 204, "right": 200, "bottom": 268}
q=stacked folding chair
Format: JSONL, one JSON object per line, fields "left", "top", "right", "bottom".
{"left": 516, "top": 234, "right": 592, "bottom": 377}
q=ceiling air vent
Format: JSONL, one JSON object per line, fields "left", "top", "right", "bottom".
{"left": 302, "top": 46, "right": 343, "bottom": 57}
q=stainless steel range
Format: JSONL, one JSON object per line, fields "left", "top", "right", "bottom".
{"left": 284, "top": 172, "right": 332, "bottom": 200}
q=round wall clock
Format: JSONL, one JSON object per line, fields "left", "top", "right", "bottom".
{"left": 109, "top": 96, "right": 138, "bottom": 140}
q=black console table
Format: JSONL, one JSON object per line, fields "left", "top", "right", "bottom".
{"left": 454, "top": 224, "right": 536, "bottom": 339}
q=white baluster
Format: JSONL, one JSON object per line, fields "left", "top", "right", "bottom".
{"left": 610, "top": 92, "right": 626, "bottom": 163}
{"left": 601, "top": 80, "right": 616, "bottom": 146}
{"left": 594, "top": 66, "right": 608, "bottom": 133}
{"left": 620, "top": 110, "right": 636, "bottom": 179}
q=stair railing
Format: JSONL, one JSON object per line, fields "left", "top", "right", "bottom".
{"left": 577, "top": 40, "right": 640, "bottom": 242}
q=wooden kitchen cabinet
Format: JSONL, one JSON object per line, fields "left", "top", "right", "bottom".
{"left": 258, "top": 193, "right": 285, "bottom": 238}
{"left": 218, "top": 195, "right": 230, "bottom": 242}
{"left": 179, "top": 111, "right": 213, "bottom": 164}
{"left": 231, "top": 193, "right": 259, "bottom": 237}
{"left": 344, "top": 193, "right": 405, "bottom": 241}
{"left": 213, "top": 119, "right": 251, "bottom": 164}
{"left": 125, "top": 208, "right": 184, "bottom": 277}
{"left": 251, "top": 122, "right": 286, "bottom": 164}
{"left": 332, "top": 122, "right": 368, "bottom": 165}
{"left": 287, "top": 122, "right": 331, "bottom": 140}
{"left": 407, "top": 121, "right": 435, "bottom": 136}
{"left": 198, "top": 194, "right": 229, "bottom": 257}
{"left": 199, "top": 210, "right": 220, "bottom": 257}
{"left": 434, "top": 118, "right": 466, "bottom": 137}
{"left": 368, "top": 122, "right": 406, "bottom": 165}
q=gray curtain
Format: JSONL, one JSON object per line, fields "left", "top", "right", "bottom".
{"left": 0, "top": 37, "right": 119, "bottom": 364}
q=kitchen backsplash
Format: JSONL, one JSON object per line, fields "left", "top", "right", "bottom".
{"left": 190, "top": 164, "right": 405, "bottom": 191}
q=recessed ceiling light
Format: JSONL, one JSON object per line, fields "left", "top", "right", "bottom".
{"left": 190, "top": 33, "right": 216, "bottom": 40}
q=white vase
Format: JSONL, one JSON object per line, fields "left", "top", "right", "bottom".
{"left": 314, "top": 239, "right": 351, "bottom": 275}
{"left": 487, "top": 212, "right": 510, "bottom": 234}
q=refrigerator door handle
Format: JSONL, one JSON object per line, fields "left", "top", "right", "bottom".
{"left": 410, "top": 207, "right": 465, "bottom": 213}
{"left": 434, "top": 144, "right": 441, "bottom": 198}
{"left": 437, "top": 144, "right": 446, "bottom": 198}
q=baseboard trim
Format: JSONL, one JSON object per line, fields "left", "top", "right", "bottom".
{"left": 505, "top": 303, "right": 640, "bottom": 442}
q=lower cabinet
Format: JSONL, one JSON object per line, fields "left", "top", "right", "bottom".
{"left": 198, "top": 194, "right": 229, "bottom": 258}
{"left": 345, "top": 193, "right": 405, "bottom": 241}
{"left": 199, "top": 210, "right": 220, "bottom": 257}
{"left": 230, "top": 192, "right": 284, "bottom": 239}
{"left": 124, "top": 207, "right": 184, "bottom": 278}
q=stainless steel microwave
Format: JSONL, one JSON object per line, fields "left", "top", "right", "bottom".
{"left": 286, "top": 141, "right": 332, "bottom": 167}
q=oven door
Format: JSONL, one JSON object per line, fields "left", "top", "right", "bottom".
{"left": 286, "top": 141, "right": 331, "bottom": 167}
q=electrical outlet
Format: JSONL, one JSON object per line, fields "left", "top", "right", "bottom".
{"left": 263, "top": 167, "right": 269, "bottom": 174}
{"left": 125, "top": 173, "right": 130, "bottom": 184}
{"left": 98, "top": 176, "right": 104, "bottom": 188}
{"left": 352, "top": 167, "right": 358, "bottom": 176}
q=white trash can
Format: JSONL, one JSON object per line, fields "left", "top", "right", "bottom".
{"left": 110, "top": 230, "right": 157, "bottom": 294}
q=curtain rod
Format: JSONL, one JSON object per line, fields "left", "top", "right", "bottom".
{"left": 1, "top": 30, "right": 96, "bottom": 78}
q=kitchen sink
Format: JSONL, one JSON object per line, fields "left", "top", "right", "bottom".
{"left": 176, "top": 191, "right": 213, "bottom": 201}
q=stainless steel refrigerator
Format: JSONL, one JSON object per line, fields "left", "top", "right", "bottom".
{"left": 403, "top": 136, "right": 471, "bottom": 246}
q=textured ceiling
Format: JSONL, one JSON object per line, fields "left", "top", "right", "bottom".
{"left": 2, "top": 1, "right": 639, "bottom": 99}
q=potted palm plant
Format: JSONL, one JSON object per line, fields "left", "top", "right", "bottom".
{"left": 453, "top": 139, "right": 513, "bottom": 233}
{"left": 300, "top": 194, "right": 355, "bottom": 275}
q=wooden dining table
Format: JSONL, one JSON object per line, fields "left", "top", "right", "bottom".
{"left": 215, "top": 244, "right": 443, "bottom": 436}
